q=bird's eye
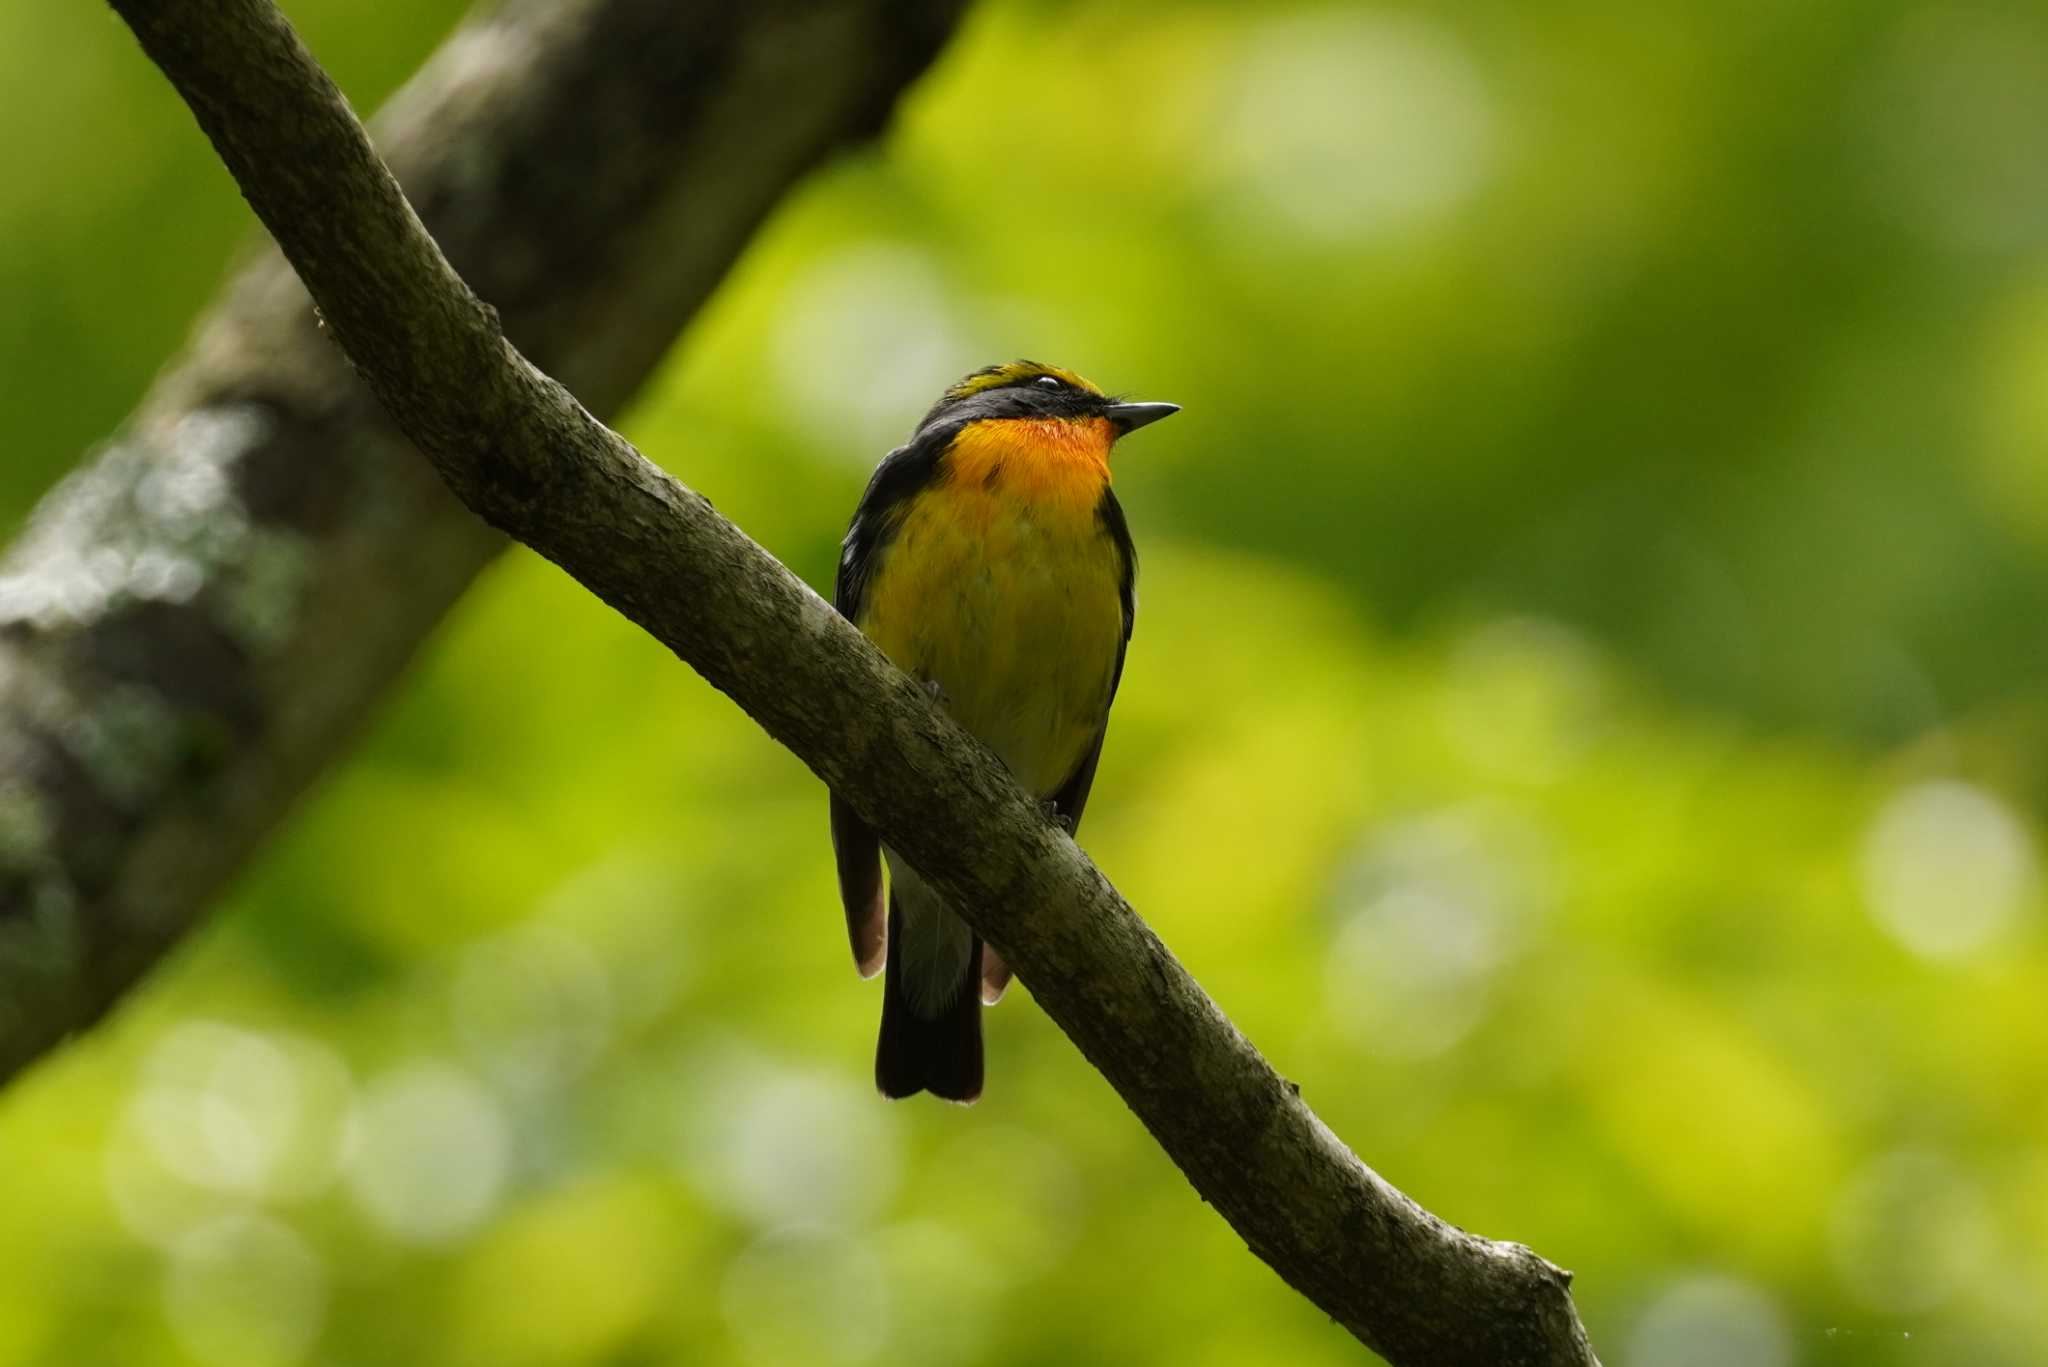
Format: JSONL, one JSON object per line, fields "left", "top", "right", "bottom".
{"left": 1033, "top": 374, "right": 1064, "bottom": 390}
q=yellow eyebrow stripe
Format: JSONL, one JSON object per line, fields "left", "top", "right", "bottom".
{"left": 945, "top": 360, "right": 1104, "bottom": 400}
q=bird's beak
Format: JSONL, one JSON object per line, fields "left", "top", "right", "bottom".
{"left": 1103, "top": 401, "right": 1180, "bottom": 434}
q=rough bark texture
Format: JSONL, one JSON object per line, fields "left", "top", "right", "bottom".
{"left": 0, "top": 0, "right": 962, "bottom": 1079}
{"left": 90, "top": 0, "right": 1607, "bottom": 1362}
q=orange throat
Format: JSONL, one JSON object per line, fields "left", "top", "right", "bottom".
{"left": 942, "top": 416, "right": 1114, "bottom": 511}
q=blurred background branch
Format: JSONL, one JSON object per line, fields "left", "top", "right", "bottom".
{"left": 0, "top": 0, "right": 964, "bottom": 1082}
{"left": 97, "top": 0, "right": 1601, "bottom": 1362}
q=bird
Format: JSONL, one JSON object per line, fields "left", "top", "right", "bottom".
{"left": 830, "top": 360, "right": 1178, "bottom": 1102}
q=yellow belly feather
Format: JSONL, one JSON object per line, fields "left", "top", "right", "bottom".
{"left": 858, "top": 418, "right": 1124, "bottom": 798}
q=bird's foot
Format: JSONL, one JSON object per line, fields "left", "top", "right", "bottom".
{"left": 1039, "top": 798, "right": 1074, "bottom": 834}
{"left": 922, "top": 677, "right": 950, "bottom": 708}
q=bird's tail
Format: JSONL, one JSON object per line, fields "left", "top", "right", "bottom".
{"left": 875, "top": 894, "right": 983, "bottom": 1103}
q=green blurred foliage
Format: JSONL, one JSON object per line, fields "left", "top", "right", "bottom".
{"left": 4, "top": 1, "right": 2048, "bottom": 1364}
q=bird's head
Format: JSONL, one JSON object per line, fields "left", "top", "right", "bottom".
{"left": 915, "top": 360, "right": 1179, "bottom": 442}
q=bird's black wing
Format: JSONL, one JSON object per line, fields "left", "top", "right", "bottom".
{"left": 835, "top": 424, "right": 953, "bottom": 623}
{"left": 830, "top": 426, "right": 952, "bottom": 977}
{"left": 982, "top": 485, "right": 1137, "bottom": 1003}
{"left": 1049, "top": 484, "right": 1137, "bottom": 834}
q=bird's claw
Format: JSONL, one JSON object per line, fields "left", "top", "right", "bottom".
{"left": 922, "top": 678, "right": 950, "bottom": 708}
{"left": 1039, "top": 798, "right": 1074, "bottom": 834}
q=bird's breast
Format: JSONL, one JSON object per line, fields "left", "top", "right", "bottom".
{"left": 858, "top": 419, "right": 1125, "bottom": 797}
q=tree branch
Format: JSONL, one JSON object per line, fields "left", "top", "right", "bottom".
{"left": 0, "top": 0, "right": 962, "bottom": 1079}
{"left": 90, "top": 0, "right": 1604, "bottom": 1362}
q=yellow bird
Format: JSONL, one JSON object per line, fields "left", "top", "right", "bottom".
{"left": 831, "top": 361, "right": 1178, "bottom": 1101}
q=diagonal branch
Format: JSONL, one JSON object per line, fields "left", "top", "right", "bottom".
{"left": 0, "top": 0, "right": 962, "bottom": 1081}
{"left": 99, "top": 0, "right": 1603, "bottom": 1362}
